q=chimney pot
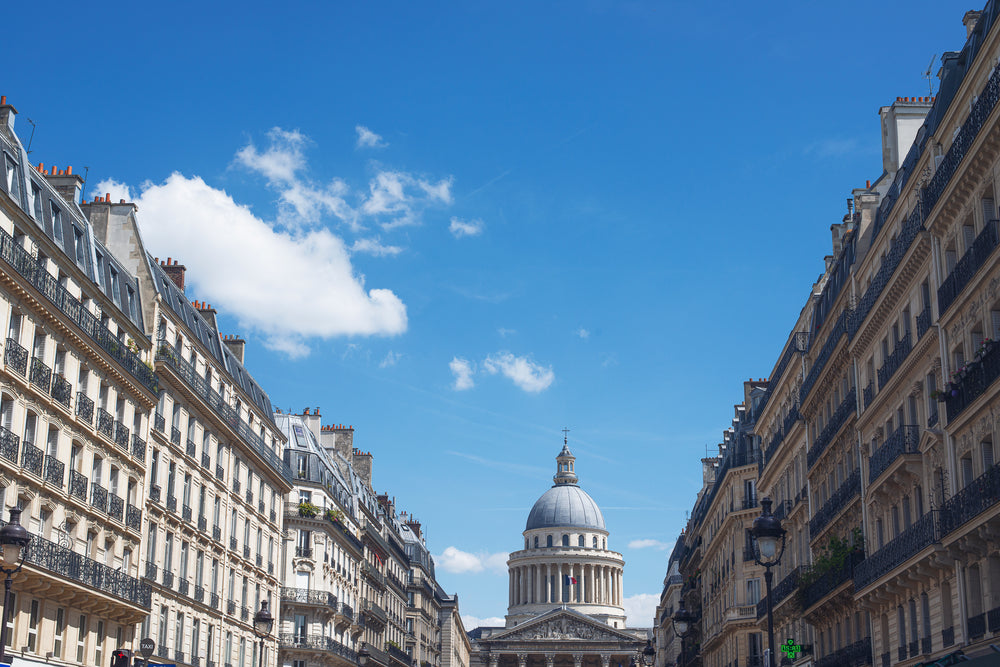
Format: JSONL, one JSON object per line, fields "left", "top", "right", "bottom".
{"left": 66, "top": 166, "right": 72, "bottom": 175}
{"left": 105, "top": 193, "right": 110, "bottom": 202}
{"left": 120, "top": 199, "right": 125, "bottom": 204}
{"left": 0, "top": 96, "right": 5, "bottom": 105}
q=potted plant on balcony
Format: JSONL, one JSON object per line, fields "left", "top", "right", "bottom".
{"left": 298, "top": 501, "right": 319, "bottom": 518}
{"left": 325, "top": 508, "right": 344, "bottom": 524}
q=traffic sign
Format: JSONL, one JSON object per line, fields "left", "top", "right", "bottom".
{"left": 139, "top": 637, "right": 155, "bottom": 658}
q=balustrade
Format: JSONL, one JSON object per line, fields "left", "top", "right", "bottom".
{"left": 868, "top": 425, "right": 920, "bottom": 483}
{"left": 809, "top": 468, "right": 861, "bottom": 536}
{"left": 807, "top": 388, "right": 856, "bottom": 468}
{"left": 877, "top": 331, "right": 912, "bottom": 389}
{"left": 854, "top": 511, "right": 940, "bottom": 589}
{"left": 939, "top": 220, "right": 1000, "bottom": 314}
{"left": 4, "top": 338, "right": 27, "bottom": 375}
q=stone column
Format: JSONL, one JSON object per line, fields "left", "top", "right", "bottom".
{"left": 544, "top": 563, "right": 551, "bottom": 603}
{"left": 600, "top": 655, "right": 611, "bottom": 667}
{"left": 489, "top": 655, "right": 499, "bottom": 667}
{"left": 509, "top": 569, "right": 515, "bottom": 607}
{"left": 556, "top": 563, "right": 563, "bottom": 603}
{"left": 517, "top": 653, "right": 528, "bottom": 667}
{"left": 617, "top": 570, "right": 622, "bottom": 606}
{"left": 545, "top": 655, "right": 555, "bottom": 667}
{"left": 573, "top": 654, "right": 584, "bottom": 667}
{"left": 583, "top": 564, "right": 590, "bottom": 603}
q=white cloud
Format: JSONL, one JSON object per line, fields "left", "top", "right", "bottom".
{"left": 628, "top": 538, "right": 671, "bottom": 551}
{"left": 93, "top": 178, "right": 134, "bottom": 203}
{"left": 364, "top": 171, "right": 453, "bottom": 230}
{"left": 623, "top": 593, "right": 659, "bottom": 627}
{"left": 95, "top": 173, "right": 407, "bottom": 357}
{"left": 497, "top": 328, "right": 516, "bottom": 337}
{"left": 351, "top": 237, "right": 403, "bottom": 257}
{"left": 461, "top": 615, "right": 505, "bottom": 630}
{"left": 576, "top": 327, "right": 590, "bottom": 339}
{"left": 355, "top": 125, "right": 387, "bottom": 149}
{"left": 435, "top": 546, "right": 508, "bottom": 574}
{"left": 379, "top": 351, "right": 402, "bottom": 368}
{"left": 234, "top": 127, "right": 308, "bottom": 184}
{"left": 483, "top": 351, "right": 554, "bottom": 393}
{"left": 449, "top": 217, "right": 485, "bottom": 238}
{"left": 450, "top": 357, "right": 475, "bottom": 391}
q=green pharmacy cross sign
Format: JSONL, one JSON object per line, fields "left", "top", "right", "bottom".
{"left": 780, "top": 639, "right": 802, "bottom": 661}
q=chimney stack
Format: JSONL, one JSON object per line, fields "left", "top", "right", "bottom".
{"left": 194, "top": 301, "right": 219, "bottom": 334}
{"left": 352, "top": 448, "right": 373, "bottom": 489}
{"left": 161, "top": 258, "right": 187, "bottom": 292}
{"left": 0, "top": 95, "right": 16, "bottom": 132}
{"left": 43, "top": 166, "right": 85, "bottom": 206}
{"left": 222, "top": 334, "right": 246, "bottom": 365}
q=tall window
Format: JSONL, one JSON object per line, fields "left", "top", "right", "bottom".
{"left": 158, "top": 607, "right": 168, "bottom": 650}
{"left": 94, "top": 620, "right": 104, "bottom": 666}
{"left": 25, "top": 599, "right": 40, "bottom": 650}
{"left": 51, "top": 202, "right": 63, "bottom": 242}
{"left": 76, "top": 614, "right": 87, "bottom": 663}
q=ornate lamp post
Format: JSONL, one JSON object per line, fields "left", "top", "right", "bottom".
{"left": 253, "top": 600, "right": 274, "bottom": 667}
{"left": 638, "top": 638, "right": 655, "bottom": 667}
{"left": 749, "top": 498, "right": 786, "bottom": 667}
{"left": 671, "top": 599, "right": 694, "bottom": 667}
{"left": 359, "top": 643, "right": 371, "bottom": 667}
{"left": 0, "top": 508, "right": 30, "bottom": 664}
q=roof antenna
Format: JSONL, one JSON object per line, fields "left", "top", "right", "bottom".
{"left": 923, "top": 54, "right": 937, "bottom": 97}
{"left": 25, "top": 118, "right": 36, "bottom": 154}
{"left": 80, "top": 166, "right": 90, "bottom": 203}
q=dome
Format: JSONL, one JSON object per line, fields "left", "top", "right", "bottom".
{"left": 525, "top": 484, "right": 606, "bottom": 531}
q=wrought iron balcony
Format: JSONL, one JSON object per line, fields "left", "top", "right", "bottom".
{"left": 756, "top": 566, "right": 803, "bottom": 620}
{"left": 277, "top": 633, "right": 358, "bottom": 661}
{"left": 246, "top": 489, "right": 253, "bottom": 505}
{"left": 213, "top": 525, "right": 221, "bottom": 541}
{"left": 268, "top": 561, "right": 274, "bottom": 574}
{"left": 946, "top": 339, "right": 1000, "bottom": 421}
{"left": 939, "top": 460, "right": 1000, "bottom": 536}
{"left": 154, "top": 412, "right": 165, "bottom": 433}
{"left": 20, "top": 441, "right": 42, "bottom": 476}
{"left": 0, "top": 426, "right": 17, "bottom": 464}
{"left": 295, "top": 546, "right": 313, "bottom": 558}
{"left": 97, "top": 408, "right": 114, "bottom": 438}
{"left": 198, "top": 515, "right": 207, "bottom": 531}
{"left": 943, "top": 626, "right": 955, "bottom": 648}
{"left": 877, "top": 331, "right": 912, "bottom": 389}
{"left": 800, "top": 549, "right": 864, "bottom": 611}
{"left": 76, "top": 393, "right": 93, "bottom": 423}
{"left": 148, "top": 484, "right": 161, "bottom": 503}
{"left": 178, "top": 578, "right": 189, "bottom": 596}
{"left": 243, "top": 545, "right": 250, "bottom": 559}
{"left": 145, "top": 562, "right": 157, "bottom": 581}
{"left": 868, "top": 425, "right": 920, "bottom": 484}
{"left": 182, "top": 504, "right": 192, "bottom": 522}
{"left": 916, "top": 304, "right": 932, "bottom": 339}
{"left": 174, "top": 650, "right": 185, "bottom": 664}
{"left": 69, "top": 470, "right": 87, "bottom": 500}
{"left": 772, "top": 499, "right": 792, "bottom": 523}
{"left": 939, "top": 220, "right": 1000, "bottom": 315}
{"left": 29, "top": 356, "right": 51, "bottom": 391}
{"left": 126, "top": 504, "right": 142, "bottom": 531}
{"left": 362, "top": 599, "right": 389, "bottom": 625}
{"left": 201, "top": 452, "right": 211, "bottom": 469}
{"left": 863, "top": 381, "right": 874, "bottom": 409}
{"left": 131, "top": 434, "right": 145, "bottom": 459}
{"left": 210, "top": 592, "right": 220, "bottom": 609}
{"left": 269, "top": 509, "right": 276, "bottom": 523}
{"left": 108, "top": 493, "right": 124, "bottom": 521}
{"left": 801, "top": 310, "right": 848, "bottom": 403}
{"left": 810, "top": 468, "right": 861, "bottom": 536}
{"left": 4, "top": 338, "right": 27, "bottom": 375}
{"left": 281, "top": 586, "right": 337, "bottom": 608}
{"left": 194, "top": 585, "right": 205, "bottom": 603}
{"left": 170, "top": 426, "right": 181, "bottom": 445}
{"left": 186, "top": 439, "right": 196, "bottom": 458}
{"left": 91, "top": 484, "right": 108, "bottom": 512}
{"left": 155, "top": 345, "right": 292, "bottom": 481}
{"left": 230, "top": 536, "right": 239, "bottom": 551}
{"left": 363, "top": 561, "right": 386, "bottom": 588}
{"left": 166, "top": 495, "right": 177, "bottom": 512}
{"left": 43, "top": 455, "right": 63, "bottom": 487}
{"left": 815, "top": 637, "right": 872, "bottom": 667}
{"left": 854, "top": 511, "right": 940, "bottom": 590}
{"left": 387, "top": 642, "right": 412, "bottom": 666}
{"left": 339, "top": 603, "right": 354, "bottom": 621}
{"left": 216, "top": 464, "right": 224, "bottom": 480}
{"left": 51, "top": 374, "right": 72, "bottom": 407}
{"left": 969, "top": 613, "right": 986, "bottom": 640}
{"left": 807, "top": 388, "right": 856, "bottom": 468}
{"left": 989, "top": 605, "right": 1000, "bottom": 633}
{"left": 922, "top": 636, "right": 932, "bottom": 655}
{"left": 258, "top": 500, "right": 265, "bottom": 514}
{"left": 162, "top": 570, "right": 174, "bottom": 588}
{"left": 108, "top": 425, "right": 126, "bottom": 454}
{"left": 256, "top": 554, "right": 262, "bottom": 567}
{"left": 233, "top": 478, "right": 241, "bottom": 494}
{"left": 240, "top": 605, "right": 249, "bottom": 621}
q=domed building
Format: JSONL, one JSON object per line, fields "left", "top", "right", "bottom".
{"left": 469, "top": 443, "right": 646, "bottom": 667}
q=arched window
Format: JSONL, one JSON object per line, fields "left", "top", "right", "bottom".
{"left": 562, "top": 535, "right": 569, "bottom": 547}
{"left": 546, "top": 535, "right": 553, "bottom": 547}
{"left": 578, "top": 535, "right": 585, "bottom": 547}
{"left": 524, "top": 538, "right": 529, "bottom": 549}
{"left": 533, "top": 536, "right": 539, "bottom": 548}
{"left": 593, "top": 536, "right": 598, "bottom": 548}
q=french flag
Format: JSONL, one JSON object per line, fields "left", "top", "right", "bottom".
{"left": 564, "top": 575, "right": 578, "bottom": 585}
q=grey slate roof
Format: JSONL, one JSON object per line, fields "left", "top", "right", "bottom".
{"left": 525, "top": 483, "right": 606, "bottom": 531}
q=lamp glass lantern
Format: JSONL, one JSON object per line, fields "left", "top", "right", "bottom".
{"left": 253, "top": 600, "right": 274, "bottom": 639}
{"left": 0, "top": 508, "right": 30, "bottom": 568}
{"left": 749, "top": 497, "right": 786, "bottom": 567}
{"left": 641, "top": 639, "right": 655, "bottom": 666}
{"left": 671, "top": 600, "right": 693, "bottom": 638}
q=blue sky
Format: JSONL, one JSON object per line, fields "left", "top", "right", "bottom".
{"left": 5, "top": 0, "right": 968, "bottom": 627}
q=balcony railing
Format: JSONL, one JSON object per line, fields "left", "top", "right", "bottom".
{"left": 154, "top": 412, "right": 165, "bottom": 433}
{"left": 863, "top": 382, "right": 874, "bottom": 409}
{"left": 339, "top": 603, "right": 354, "bottom": 621}
{"left": 145, "top": 562, "right": 157, "bottom": 581}
{"left": 114, "top": 422, "right": 129, "bottom": 450}
{"left": 281, "top": 587, "right": 337, "bottom": 608}
{"left": 97, "top": 408, "right": 114, "bottom": 439}
{"left": 814, "top": 637, "right": 872, "bottom": 667}
{"left": 800, "top": 549, "right": 865, "bottom": 611}
{"left": 969, "top": 613, "right": 986, "bottom": 639}
{"left": 162, "top": 570, "right": 174, "bottom": 588}
{"left": 182, "top": 505, "right": 192, "bottom": 522}
{"left": 939, "top": 460, "right": 1000, "bottom": 536}
{"left": 0, "top": 426, "right": 17, "bottom": 464}
{"left": 91, "top": 484, "right": 108, "bottom": 513}
{"left": 916, "top": 304, "right": 932, "bottom": 339}
{"left": 170, "top": 426, "right": 181, "bottom": 445}
{"left": 277, "top": 633, "right": 357, "bottom": 661}
{"left": 20, "top": 441, "right": 42, "bottom": 476}
{"left": 131, "top": 434, "right": 145, "bottom": 459}
{"left": 166, "top": 495, "right": 177, "bottom": 512}
{"left": 877, "top": 331, "right": 912, "bottom": 389}
{"left": 108, "top": 493, "right": 124, "bottom": 521}
{"left": 51, "top": 374, "right": 72, "bottom": 407}
{"left": 762, "top": 405, "right": 800, "bottom": 473}
{"left": 756, "top": 566, "right": 802, "bottom": 620}
{"left": 155, "top": 345, "right": 292, "bottom": 481}
{"left": 868, "top": 425, "right": 920, "bottom": 484}
{"left": 946, "top": 339, "right": 1000, "bottom": 421}
{"left": 807, "top": 388, "right": 856, "bottom": 468}
{"left": 29, "top": 357, "right": 51, "bottom": 390}
{"left": 810, "top": 468, "right": 861, "bottom": 536}
{"left": 939, "top": 220, "right": 1000, "bottom": 315}
{"left": 186, "top": 439, "right": 196, "bottom": 458}
{"left": 854, "top": 511, "right": 940, "bottom": 590}
{"left": 76, "top": 393, "right": 94, "bottom": 423}
{"left": 201, "top": 452, "right": 211, "bottom": 469}
{"left": 362, "top": 599, "right": 388, "bottom": 625}
{"left": 801, "top": 311, "right": 848, "bottom": 403}
{"left": 69, "top": 470, "right": 87, "bottom": 500}
{"left": 43, "top": 455, "right": 64, "bottom": 487}
{"left": 149, "top": 484, "right": 161, "bottom": 503}
{"left": 126, "top": 504, "right": 142, "bottom": 531}
{"left": 4, "top": 338, "right": 27, "bottom": 375}
{"left": 295, "top": 546, "right": 313, "bottom": 558}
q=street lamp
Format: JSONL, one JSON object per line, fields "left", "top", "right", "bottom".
{"left": 0, "top": 507, "right": 29, "bottom": 664}
{"left": 639, "top": 639, "right": 655, "bottom": 667}
{"left": 358, "top": 643, "right": 371, "bottom": 667}
{"left": 671, "top": 600, "right": 694, "bottom": 667}
{"left": 253, "top": 600, "right": 274, "bottom": 667}
{"left": 749, "top": 497, "right": 786, "bottom": 667}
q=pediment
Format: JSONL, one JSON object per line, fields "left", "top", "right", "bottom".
{"left": 487, "top": 610, "right": 637, "bottom": 644}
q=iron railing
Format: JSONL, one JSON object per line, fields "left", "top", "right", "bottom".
{"left": 916, "top": 304, "right": 932, "bottom": 339}
{"left": 277, "top": 633, "right": 357, "bottom": 661}
{"left": 800, "top": 549, "right": 864, "bottom": 611}
{"left": 202, "top": 452, "right": 211, "bottom": 469}
{"left": 4, "top": 338, "right": 27, "bottom": 375}
{"left": 108, "top": 494, "right": 124, "bottom": 521}
{"left": 20, "top": 441, "right": 42, "bottom": 476}
{"left": 946, "top": 339, "right": 1000, "bottom": 421}
{"left": 809, "top": 468, "right": 861, "bottom": 536}
{"left": 29, "top": 357, "right": 51, "bottom": 390}
{"left": 131, "top": 434, "right": 145, "bottom": 459}
{"left": 126, "top": 504, "right": 142, "bottom": 531}
{"left": 807, "top": 388, "right": 856, "bottom": 468}
{"left": 756, "top": 566, "right": 802, "bottom": 620}
{"left": 91, "top": 484, "right": 108, "bottom": 513}
{"left": 186, "top": 439, "right": 196, "bottom": 458}
{"left": 281, "top": 587, "right": 337, "bottom": 608}
{"left": 97, "top": 408, "right": 114, "bottom": 438}
{"left": 939, "top": 220, "right": 1000, "bottom": 315}
{"left": 51, "top": 374, "right": 72, "bottom": 407}
{"left": 877, "top": 331, "right": 912, "bottom": 389}
{"left": 869, "top": 425, "right": 920, "bottom": 484}
{"left": 154, "top": 412, "right": 165, "bottom": 433}
{"left": 0, "top": 426, "right": 17, "bottom": 463}
{"left": 69, "top": 470, "right": 87, "bottom": 500}
{"left": 114, "top": 422, "right": 129, "bottom": 450}
{"left": 801, "top": 312, "right": 848, "bottom": 403}
{"left": 939, "top": 460, "right": 1000, "bottom": 535}
{"left": 76, "top": 393, "right": 93, "bottom": 423}
{"left": 814, "top": 637, "right": 872, "bottom": 667}
{"left": 43, "top": 455, "right": 64, "bottom": 487}
{"left": 170, "top": 426, "right": 181, "bottom": 445}
{"left": 854, "top": 511, "right": 940, "bottom": 590}
{"left": 863, "top": 382, "right": 874, "bottom": 409}
{"left": 362, "top": 599, "right": 388, "bottom": 625}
